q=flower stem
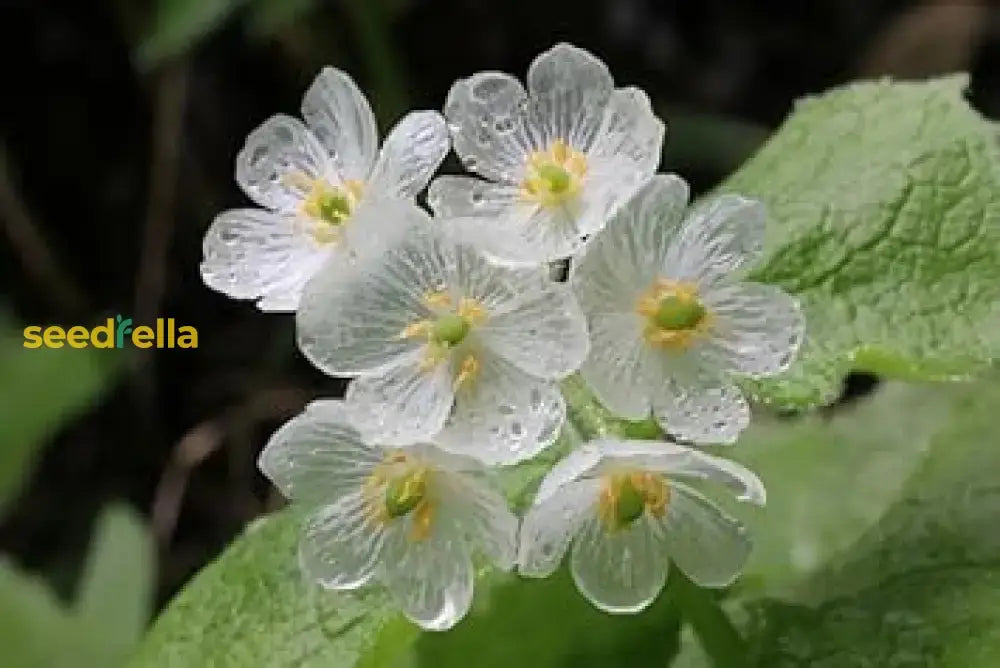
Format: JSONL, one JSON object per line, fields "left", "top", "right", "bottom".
{"left": 671, "top": 570, "right": 749, "bottom": 668}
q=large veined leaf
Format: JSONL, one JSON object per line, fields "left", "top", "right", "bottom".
{"left": 724, "top": 75, "right": 1000, "bottom": 407}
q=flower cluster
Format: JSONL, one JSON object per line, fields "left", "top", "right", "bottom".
{"left": 202, "top": 44, "right": 803, "bottom": 630}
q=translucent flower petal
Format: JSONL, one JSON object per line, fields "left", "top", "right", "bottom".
{"left": 344, "top": 353, "right": 455, "bottom": 445}
{"left": 369, "top": 111, "right": 450, "bottom": 198}
{"left": 518, "top": 479, "right": 601, "bottom": 577}
{"left": 588, "top": 87, "right": 665, "bottom": 175}
{"left": 572, "top": 174, "right": 691, "bottom": 311}
{"left": 444, "top": 72, "right": 531, "bottom": 182}
{"left": 664, "top": 194, "right": 766, "bottom": 288}
{"left": 579, "top": 314, "right": 650, "bottom": 420}
{"left": 650, "top": 364, "right": 750, "bottom": 445}
{"left": 235, "top": 114, "right": 331, "bottom": 213}
{"left": 436, "top": 352, "right": 565, "bottom": 465}
{"left": 296, "top": 217, "right": 438, "bottom": 376}
{"left": 200, "top": 208, "right": 328, "bottom": 312}
{"left": 526, "top": 43, "right": 614, "bottom": 152}
{"left": 300, "top": 67, "right": 378, "bottom": 182}
{"left": 659, "top": 482, "right": 752, "bottom": 588}
{"left": 533, "top": 442, "right": 606, "bottom": 504}
{"left": 258, "top": 399, "right": 382, "bottom": 504}
{"left": 569, "top": 514, "right": 667, "bottom": 614}
{"left": 380, "top": 522, "right": 474, "bottom": 631}
{"left": 427, "top": 176, "right": 521, "bottom": 219}
{"left": 437, "top": 468, "right": 519, "bottom": 570}
{"left": 299, "top": 491, "right": 384, "bottom": 590}
{"left": 479, "top": 278, "right": 589, "bottom": 379}
{"left": 587, "top": 439, "right": 766, "bottom": 506}
{"left": 700, "top": 282, "right": 805, "bottom": 377}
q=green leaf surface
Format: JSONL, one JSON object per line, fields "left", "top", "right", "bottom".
{"left": 721, "top": 382, "right": 952, "bottom": 598}
{"left": 723, "top": 75, "right": 1000, "bottom": 407}
{"left": 74, "top": 505, "right": 156, "bottom": 666}
{"left": 137, "top": 0, "right": 246, "bottom": 66}
{"left": 0, "top": 503, "right": 154, "bottom": 668}
{"left": 0, "top": 324, "right": 117, "bottom": 517}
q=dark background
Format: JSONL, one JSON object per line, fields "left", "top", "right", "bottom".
{"left": 1, "top": 0, "right": 997, "bottom": 610}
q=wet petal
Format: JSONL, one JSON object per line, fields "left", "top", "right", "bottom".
{"left": 569, "top": 515, "right": 667, "bottom": 614}
{"left": 533, "top": 444, "right": 604, "bottom": 504}
{"left": 300, "top": 491, "right": 384, "bottom": 590}
{"left": 526, "top": 43, "right": 614, "bottom": 151}
{"left": 588, "top": 87, "right": 665, "bottom": 175}
{"left": 427, "top": 176, "right": 520, "bottom": 219}
{"left": 572, "top": 174, "right": 691, "bottom": 310}
{"left": 700, "top": 282, "right": 805, "bottom": 377}
{"left": 579, "top": 314, "right": 650, "bottom": 420}
{"left": 380, "top": 522, "right": 474, "bottom": 631}
{"left": 588, "top": 439, "right": 766, "bottom": 505}
{"left": 479, "top": 276, "right": 589, "bottom": 379}
{"left": 296, "top": 219, "right": 438, "bottom": 376}
{"left": 200, "top": 208, "right": 327, "bottom": 312}
{"left": 258, "top": 399, "right": 382, "bottom": 504}
{"left": 301, "top": 67, "right": 378, "bottom": 182}
{"left": 436, "top": 352, "right": 565, "bottom": 465}
{"left": 344, "top": 353, "right": 455, "bottom": 445}
{"left": 660, "top": 482, "right": 752, "bottom": 588}
{"left": 437, "top": 468, "right": 519, "bottom": 570}
{"left": 518, "top": 479, "right": 600, "bottom": 578}
{"left": 235, "top": 114, "right": 331, "bottom": 213}
{"left": 650, "top": 365, "right": 750, "bottom": 445}
{"left": 369, "top": 111, "right": 450, "bottom": 198}
{"left": 665, "top": 194, "right": 766, "bottom": 288}
{"left": 444, "top": 72, "right": 532, "bottom": 182}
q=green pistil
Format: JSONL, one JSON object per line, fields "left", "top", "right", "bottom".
{"left": 536, "top": 164, "right": 571, "bottom": 194}
{"left": 654, "top": 296, "right": 706, "bottom": 331}
{"left": 432, "top": 314, "right": 471, "bottom": 346}
{"left": 317, "top": 192, "right": 352, "bottom": 225}
{"left": 385, "top": 475, "right": 425, "bottom": 518}
{"left": 615, "top": 477, "right": 646, "bottom": 527}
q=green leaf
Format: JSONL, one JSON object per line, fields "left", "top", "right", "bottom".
{"left": 0, "top": 503, "right": 153, "bottom": 668}
{"left": 722, "top": 75, "right": 1000, "bottom": 407}
{"left": 720, "top": 382, "right": 953, "bottom": 598}
{"left": 74, "top": 505, "right": 156, "bottom": 666}
{"left": 137, "top": 0, "right": 246, "bottom": 66}
{"left": 673, "top": 379, "right": 1000, "bottom": 667}
{"left": 0, "top": 323, "right": 117, "bottom": 517}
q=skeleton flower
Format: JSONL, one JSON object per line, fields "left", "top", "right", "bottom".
{"left": 571, "top": 174, "right": 804, "bottom": 444}
{"left": 518, "top": 438, "right": 765, "bottom": 614}
{"left": 297, "top": 223, "right": 589, "bottom": 464}
{"left": 429, "top": 43, "right": 664, "bottom": 265}
{"left": 258, "top": 399, "right": 518, "bottom": 631}
{"left": 201, "top": 67, "right": 449, "bottom": 311}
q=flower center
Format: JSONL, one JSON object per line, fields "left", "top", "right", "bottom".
{"left": 398, "top": 292, "right": 489, "bottom": 388}
{"left": 294, "top": 176, "right": 364, "bottom": 244}
{"left": 364, "top": 452, "right": 435, "bottom": 541}
{"left": 598, "top": 471, "right": 670, "bottom": 531}
{"left": 431, "top": 314, "right": 471, "bottom": 346}
{"left": 521, "top": 139, "right": 587, "bottom": 206}
{"left": 636, "top": 279, "right": 712, "bottom": 350}
{"left": 384, "top": 469, "right": 427, "bottom": 518}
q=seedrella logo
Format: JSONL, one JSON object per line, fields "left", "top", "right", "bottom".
{"left": 23, "top": 315, "right": 198, "bottom": 349}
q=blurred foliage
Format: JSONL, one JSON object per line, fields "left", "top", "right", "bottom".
{"left": 0, "top": 504, "right": 154, "bottom": 668}
{"left": 138, "top": 0, "right": 248, "bottom": 66}
{"left": 0, "top": 318, "right": 118, "bottom": 517}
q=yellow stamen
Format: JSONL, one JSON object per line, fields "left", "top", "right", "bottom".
{"left": 453, "top": 354, "right": 480, "bottom": 390}
{"left": 422, "top": 291, "right": 454, "bottom": 311}
{"left": 598, "top": 471, "right": 670, "bottom": 531}
{"left": 636, "top": 278, "right": 712, "bottom": 350}
{"left": 521, "top": 139, "right": 587, "bottom": 206}
{"left": 398, "top": 296, "right": 490, "bottom": 372}
{"left": 361, "top": 451, "right": 436, "bottom": 541}
{"left": 410, "top": 502, "right": 435, "bottom": 541}
{"left": 457, "top": 297, "right": 488, "bottom": 325}
{"left": 284, "top": 172, "right": 365, "bottom": 244}
{"left": 398, "top": 320, "right": 433, "bottom": 340}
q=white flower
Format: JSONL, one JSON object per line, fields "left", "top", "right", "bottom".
{"left": 429, "top": 43, "right": 665, "bottom": 266}
{"left": 571, "top": 174, "right": 805, "bottom": 444}
{"left": 201, "top": 67, "right": 450, "bottom": 311}
{"left": 518, "top": 438, "right": 765, "bottom": 614}
{"left": 296, "top": 224, "right": 589, "bottom": 465}
{"left": 258, "top": 399, "right": 518, "bottom": 631}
